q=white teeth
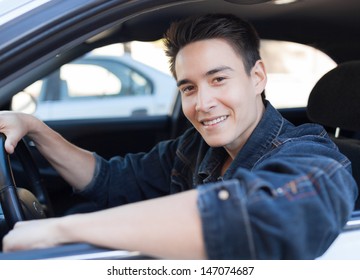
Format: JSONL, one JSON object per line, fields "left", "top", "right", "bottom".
{"left": 203, "top": 116, "right": 228, "bottom": 126}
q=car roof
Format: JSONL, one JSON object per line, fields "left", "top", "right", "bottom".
{"left": 117, "top": 0, "right": 360, "bottom": 62}
{"left": 2, "top": 0, "right": 360, "bottom": 58}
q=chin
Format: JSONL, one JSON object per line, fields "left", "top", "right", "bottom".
{"left": 199, "top": 130, "right": 233, "bottom": 148}
{"left": 203, "top": 138, "right": 228, "bottom": 148}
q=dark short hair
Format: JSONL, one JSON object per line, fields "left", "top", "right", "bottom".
{"left": 163, "top": 14, "right": 265, "bottom": 100}
{"left": 164, "top": 14, "right": 261, "bottom": 77}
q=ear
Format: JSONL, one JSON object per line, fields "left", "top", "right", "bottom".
{"left": 251, "top": 60, "right": 267, "bottom": 95}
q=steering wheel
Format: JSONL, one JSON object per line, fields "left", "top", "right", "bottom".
{"left": 0, "top": 133, "right": 52, "bottom": 230}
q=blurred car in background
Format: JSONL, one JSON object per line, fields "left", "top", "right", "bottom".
{"left": 12, "top": 53, "right": 178, "bottom": 120}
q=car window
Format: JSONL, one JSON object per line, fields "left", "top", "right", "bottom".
{"left": 11, "top": 40, "right": 336, "bottom": 120}
{"left": 261, "top": 40, "right": 337, "bottom": 108}
{"left": 60, "top": 64, "right": 121, "bottom": 98}
{"left": 59, "top": 61, "right": 152, "bottom": 99}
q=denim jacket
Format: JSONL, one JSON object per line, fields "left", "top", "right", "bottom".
{"left": 81, "top": 102, "right": 358, "bottom": 259}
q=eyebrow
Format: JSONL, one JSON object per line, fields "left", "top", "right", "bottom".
{"left": 176, "top": 66, "right": 234, "bottom": 87}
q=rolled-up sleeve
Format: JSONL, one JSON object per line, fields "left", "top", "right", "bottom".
{"left": 197, "top": 179, "right": 257, "bottom": 259}
{"left": 76, "top": 153, "right": 109, "bottom": 207}
{"left": 76, "top": 138, "right": 178, "bottom": 209}
{"left": 197, "top": 154, "right": 357, "bottom": 259}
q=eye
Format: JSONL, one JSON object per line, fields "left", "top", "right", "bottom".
{"left": 212, "top": 76, "right": 226, "bottom": 84}
{"left": 180, "top": 85, "right": 196, "bottom": 95}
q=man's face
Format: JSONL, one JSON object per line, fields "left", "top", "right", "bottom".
{"left": 175, "top": 38, "right": 267, "bottom": 157}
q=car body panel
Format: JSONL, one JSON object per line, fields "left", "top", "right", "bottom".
{"left": 1, "top": 0, "right": 360, "bottom": 259}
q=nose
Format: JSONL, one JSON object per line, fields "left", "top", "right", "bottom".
{"left": 195, "top": 86, "right": 216, "bottom": 112}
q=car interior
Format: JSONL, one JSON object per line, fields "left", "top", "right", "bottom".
{"left": 307, "top": 61, "right": 360, "bottom": 210}
{"left": 1, "top": 0, "right": 360, "bottom": 259}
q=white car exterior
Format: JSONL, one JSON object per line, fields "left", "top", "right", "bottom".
{"left": 14, "top": 53, "right": 178, "bottom": 120}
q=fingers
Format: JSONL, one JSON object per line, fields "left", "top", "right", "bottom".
{"left": 0, "top": 112, "right": 28, "bottom": 153}
{"left": 2, "top": 131, "right": 23, "bottom": 154}
{"left": 4, "top": 139, "right": 16, "bottom": 154}
{"left": 3, "top": 221, "right": 37, "bottom": 252}
{"left": 2, "top": 224, "right": 22, "bottom": 252}
{"left": 2, "top": 220, "right": 59, "bottom": 252}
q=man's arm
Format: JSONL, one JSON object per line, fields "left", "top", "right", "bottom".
{"left": 0, "top": 111, "right": 95, "bottom": 191}
{"left": 2, "top": 154, "right": 356, "bottom": 259}
{"left": 3, "top": 189, "right": 207, "bottom": 259}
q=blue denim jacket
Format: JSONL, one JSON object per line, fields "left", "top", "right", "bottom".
{"left": 81, "top": 102, "right": 358, "bottom": 259}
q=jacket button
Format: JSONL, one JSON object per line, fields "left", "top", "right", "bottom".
{"left": 218, "top": 189, "right": 230, "bottom": 200}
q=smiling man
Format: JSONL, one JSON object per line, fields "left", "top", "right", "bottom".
{"left": 1, "top": 14, "right": 357, "bottom": 259}
{"left": 176, "top": 38, "right": 266, "bottom": 160}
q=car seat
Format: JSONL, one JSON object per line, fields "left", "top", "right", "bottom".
{"left": 307, "top": 60, "right": 360, "bottom": 210}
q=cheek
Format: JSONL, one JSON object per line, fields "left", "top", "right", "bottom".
{"left": 222, "top": 89, "right": 245, "bottom": 109}
{"left": 181, "top": 97, "right": 195, "bottom": 120}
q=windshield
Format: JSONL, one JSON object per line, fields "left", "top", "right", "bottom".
{"left": 0, "top": 0, "right": 50, "bottom": 26}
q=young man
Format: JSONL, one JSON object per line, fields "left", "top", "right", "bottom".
{"left": 1, "top": 14, "right": 357, "bottom": 259}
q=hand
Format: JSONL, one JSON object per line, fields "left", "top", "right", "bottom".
{"left": 0, "top": 111, "right": 38, "bottom": 154}
{"left": 2, "top": 218, "right": 64, "bottom": 252}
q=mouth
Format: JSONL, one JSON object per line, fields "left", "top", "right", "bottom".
{"left": 201, "top": 115, "right": 228, "bottom": 126}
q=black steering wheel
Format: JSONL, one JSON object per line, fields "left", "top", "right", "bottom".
{"left": 0, "top": 133, "right": 52, "bottom": 230}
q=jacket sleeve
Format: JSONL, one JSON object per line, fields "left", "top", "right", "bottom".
{"left": 197, "top": 140, "right": 358, "bottom": 259}
{"left": 78, "top": 138, "right": 179, "bottom": 209}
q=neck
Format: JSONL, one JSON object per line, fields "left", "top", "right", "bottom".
{"left": 225, "top": 101, "right": 266, "bottom": 159}
{"left": 221, "top": 156, "right": 233, "bottom": 176}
